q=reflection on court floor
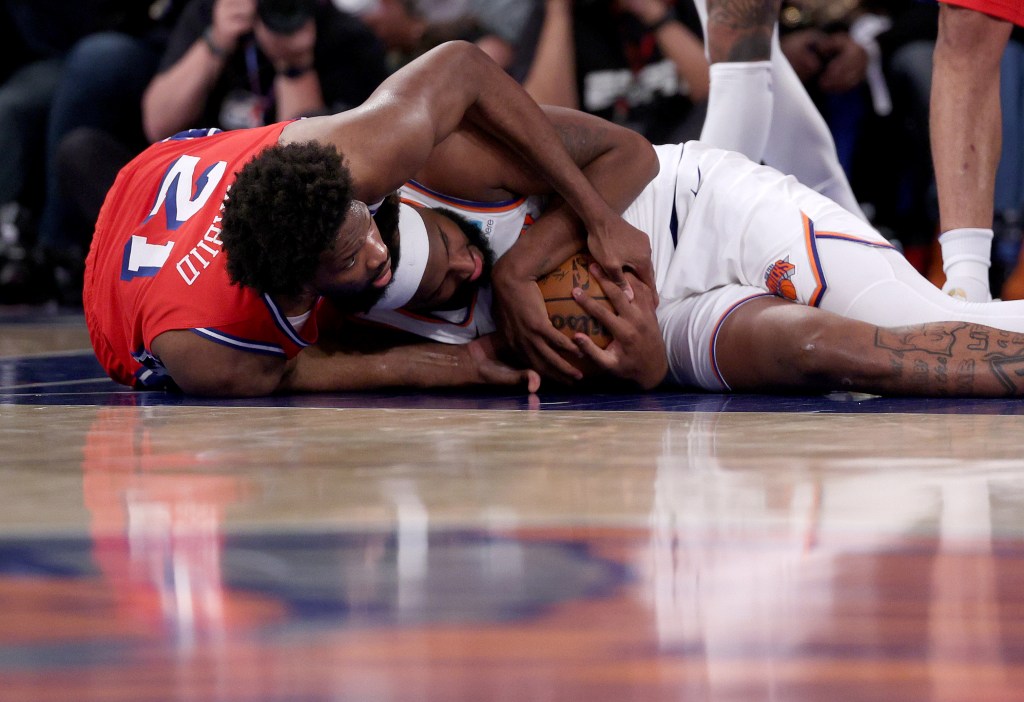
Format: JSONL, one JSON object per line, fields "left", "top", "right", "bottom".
{"left": 1, "top": 312, "right": 1023, "bottom": 701}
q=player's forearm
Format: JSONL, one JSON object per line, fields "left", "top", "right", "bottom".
{"left": 783, "top": 319, "right": 1024, "bottom": 397}
{"left": 443, "top": 43, "right": 623, "bottom": 232}
{"left": 279, "top": 341, "right": 488, "bottom": 392}
{"left": 499, "top": 118, "right": 658, "bottom": 281}
{"left": 496, "top": 207, "right": 585, "bottom": 284}
{"left": 854, "top": 323, "right": 1024, "bottom": 397}
{"left": 142, "top": 42, "right": 224, "bottom": 141}
{"left": 733, "top": 310, "right": 1024, "bottom": 397}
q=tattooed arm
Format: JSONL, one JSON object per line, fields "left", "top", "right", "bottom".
{"left": 704, "top": 0, "right": 781, "bottom": 63}
{"left": 713, "top": 296, "right": 1024, "bottom": 397}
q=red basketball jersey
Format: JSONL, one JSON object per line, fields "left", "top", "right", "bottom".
{"left": 943, "top": 0, "right": 1024, "bottom": 25}
{"left": 83, "top": 124, "right": 318, "bottom": 388}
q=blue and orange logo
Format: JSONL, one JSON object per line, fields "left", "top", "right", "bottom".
{"left": 765, "top": 258, "right": 798, "bottom": 301}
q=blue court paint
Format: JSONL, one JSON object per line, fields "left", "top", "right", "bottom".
{"left": 0, "top": 530, "right": 630, "bottom": 671}
{"left": 3, "top": 351, "right": 1023, "bottom": 415}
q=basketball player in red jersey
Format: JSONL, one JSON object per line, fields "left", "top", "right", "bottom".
{"left": 931, "top": 1, "right": 1024, "bottom": 302}
{"left": 84, "top": 41, "right": 655, "bottom": 397}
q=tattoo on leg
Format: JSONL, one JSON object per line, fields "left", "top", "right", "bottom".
{"left": 876, "top": 323, "right": 1024, "bottom": 396}
{"left": 707, "top": 0, "right": 779, "bottom": 61}
{"left": 989, "top": 355, "right": 1024, "bottom": 394}
{"left": 875, "top": 324, "right": 965, "bottom": 357}
{"left": 953, "top": 360, "right": 976, "bottom": 395}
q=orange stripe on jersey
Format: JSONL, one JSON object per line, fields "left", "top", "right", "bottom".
{"left": 403, "top": 180, "right": 526, "bottom": 213}
{"left": 802, "top": 213, "right": 827, "bottom": 308}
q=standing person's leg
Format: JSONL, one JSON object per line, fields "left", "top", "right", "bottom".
{"left": 0, "top": 58, "right": 63, "bottom": 211}
{"left": 695, "top": 0, "right": 865, "bottom": 218}
{"left": 930, "top": 4, "right": 1012, "bottom": 302}
{"left": 696, "top": 0, "right": 776, "bottom": 161}
{"left": 0, "top": 58, "right": 62, "bottom": 302}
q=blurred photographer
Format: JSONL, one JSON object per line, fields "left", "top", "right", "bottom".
{"left": 142, "top": 0, "right": 388, "bottom": 141}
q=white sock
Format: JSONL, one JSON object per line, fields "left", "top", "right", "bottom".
{"left": 699, "top": 61, "right": 773, "bottom": 163}
{"left": 940, "top": 227, "right": 994, "bottom": 302}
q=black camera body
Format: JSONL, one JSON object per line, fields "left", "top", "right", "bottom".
{"left": 258, "top": 0, "right": 316, "bottom": 35}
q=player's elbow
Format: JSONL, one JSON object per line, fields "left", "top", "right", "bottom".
{"left": 423, "top": 40, "right": 490, "bottom": 73}
{"left": 172, "top": 369, "right": 280, "bottom": 398}
{"left": 609, "top": 127, "right": 659, "bottom": 187}
{"left": 635, "top": 133, "right": 660, "bottom": 183}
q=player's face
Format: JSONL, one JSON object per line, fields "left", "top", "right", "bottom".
{"left": 407, "top": 208, "right": 495, "bottom": 312}
{"left": 314, "top": 200, "right": 392, "bottom": 300}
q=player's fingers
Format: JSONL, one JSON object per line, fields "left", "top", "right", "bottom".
{"left": 628, "top": 275, "right": 658, "bottom": 310}
{"left": 527, "top": 339, "right": 584, "bottom": 383}
{"left": 572, "top": 285, "right": 626, "bottom": 338}
{"left": 586, "top": 265, "right": 635, "bottom": 320}
{"left": 596, "top": 261, "right": 634, "bottom": 301}
{"left": 538, "top": 321, "right": 584, "bottom": 358}
{"left": 525, "top": 369, "right": 541, "bottom": 394}
{"left": 482, "top": 360, "right": 540, "bottom": 389}
{"left": 585, "top": 264, "right": 638, "bottom": 325}
{"left": 636, "top": 260, "right": 658, "bottom": 303}
{"left": 572, "top": 334, "right": 617, "bottom": 372}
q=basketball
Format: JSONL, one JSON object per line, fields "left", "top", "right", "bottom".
{"left": 537, "top": 252, "right": 613, "bottom": 353}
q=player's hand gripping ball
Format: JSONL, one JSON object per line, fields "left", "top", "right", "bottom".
{"left": 536, "top": 253, "right": 614, "bottom": 375}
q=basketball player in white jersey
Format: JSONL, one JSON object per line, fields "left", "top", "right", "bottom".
{"left": 696, "top": 0, "right": 990, "bottom": 301}
{"left": 344, "top": 106, "right": 1024, "bottom": 397}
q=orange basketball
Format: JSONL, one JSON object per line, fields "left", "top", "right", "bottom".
{"left": 537, "top": 252, "right": 613, "bottom": 354}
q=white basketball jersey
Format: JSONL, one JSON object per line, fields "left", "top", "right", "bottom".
{"left": 358, "top": 143, "right": 892, "bottom": 347}
{"left": 356, "top": 180, "right": 545, "bottom": 343}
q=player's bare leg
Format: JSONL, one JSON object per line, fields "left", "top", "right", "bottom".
{"left": 716, "top": 296, "right": 1024, "bottom": 397}
{"left": 697, "top": 0, "right": 780, "bottom": 162}
{"left": 704, "top": 0, "right": 779, "bottom": 62}
{"left": 931, "top": 5, "right": 1011, "bottom": 302}
{"left": 696, "top": 0, "right": 864, "bottom": 216}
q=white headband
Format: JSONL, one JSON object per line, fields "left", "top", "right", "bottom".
{"left": 370, "top": 202, "right": 429, "bottom": 311}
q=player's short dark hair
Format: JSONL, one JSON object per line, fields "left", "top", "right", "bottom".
{"left": 221, "top": 140, "right": 353, "bottom": 297}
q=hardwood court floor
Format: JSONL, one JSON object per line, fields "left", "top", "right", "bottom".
{"left": 1, "top": 309, "right": 1024, "bottom": 701}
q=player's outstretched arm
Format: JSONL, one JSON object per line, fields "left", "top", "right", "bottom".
{"left": 151, "top": 328, "right": 538, "bottom": 397}
{"left": 281, "top": 335, "right": 540, "bottom": 394}
{"left": 282, "top": 41, "right": 651, "bottom": 289}
{"left": 715, "top": 297, "right": 1024, "bottom": 397}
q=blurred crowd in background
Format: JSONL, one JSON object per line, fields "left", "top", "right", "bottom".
{"left": 2, "top": 0, "right": 1023, "bottom": 307}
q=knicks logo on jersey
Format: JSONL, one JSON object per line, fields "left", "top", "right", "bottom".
{"left": 765, "top": 258, "right": 798, "bottom": 301}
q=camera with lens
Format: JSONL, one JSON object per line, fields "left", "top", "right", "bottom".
{"left": 258, "top": 0, "right": 316, "bottom": 35}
